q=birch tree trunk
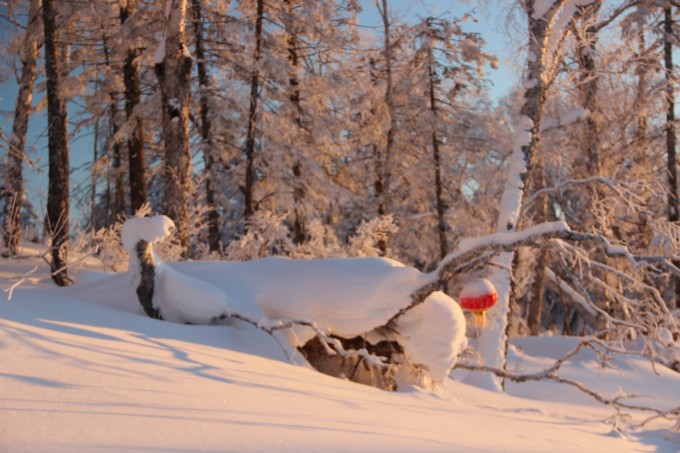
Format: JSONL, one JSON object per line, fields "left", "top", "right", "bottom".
{"left": 120, "top": 0, "right": 148, "bottom": 215}
{"left": 3, "top": 0, "right": 40, "bottom": 257}
{"left": 469, "top": 0, "right": 569, "bottom": 391}
{"left": 191, "top": 0, "right": 221, "bottom": 252}
{"left": 527, "top": 2, "right": 603, "bottom": 336}
{"left": 155, "top": 0, "right": 193, "bottom": 253}
{"left": 43, "top": 0, "right": 72, "bottom": 286}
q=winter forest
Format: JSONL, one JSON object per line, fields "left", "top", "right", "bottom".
{"left": 2, "top": 0, "right": 680, "bottom": 451}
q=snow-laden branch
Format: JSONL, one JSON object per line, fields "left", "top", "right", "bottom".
{"left": 388, "top": 221, "right": 574, "bottom": 326}
{"left": 545, "top": 267, "right": 598, "bottom": 318}
{"left": 518, "top": 176, "right": 643, "bottom": 224}
{"left": 387, "top": 220, "right": 680, "bottom": 329}
{"left": 456, "top": 338, "right": 680, "bottom": 427}
{"left": 541, "top": 107, "right": 587, "bottom": 133}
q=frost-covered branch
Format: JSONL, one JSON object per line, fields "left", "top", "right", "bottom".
{"left": 2, "top": 265, "right": 38, "bottom": 302}
{"left": 545, "top": 267, "right": 598, "bottom": 319}
{"left": 389, "top": 220, "right": 680, "bottom": 330}
{"left": 518, "top": 177, "right": 643, "bottom": 225}
{"left": 456, "top": 339, "right": 679, "bottom": 422}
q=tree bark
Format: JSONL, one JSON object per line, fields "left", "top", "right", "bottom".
{"left": 43, "top": 0, "right": 72, "bottom": 286}
{"left": 375, "top": 0, "right": 396, "bottom": 255}
{"left": 633, "top": 13, "right": 649, "bottom": 151}
{"left": 664, "top": 4, "right": 679, "bottom": 309}
{"left": 243, "top": 0, "right": 264, "bottom": 222}
{"left": 91, "top": 115, "right": 100, "bottom": 230}
{"left": 101, "top": 36, "right": 126, "bottom": 217}
{"left": 120, "top": 0, "right": 148, "bottom": 215}
{"left": 526, "top": 155, "right": 549, "bottom": 336}
{"left": 135, "top": 240, "right": 162, "bottom": 319}
{"left": 368, "top": 57, "right": 386, "bottom": 232}
{"left": 155, "top": 0, "right": 193, "bottom": 253}
{"left": 286, "top": 0, "right": 307, "bottom": 245}
{"left": 191, "top": 0, "right": 221, "bottom": 252}
{"left": 425, "top": 25, "right": 448, "bottom": 262}
{"left": 3, "top": 0, "right": 41, "bottom": 257}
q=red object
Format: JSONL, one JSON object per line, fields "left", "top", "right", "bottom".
{"left": 459, "top": 279, "right": 498, "bottom": 328}
{"left": 459, "top": 293, "right": 498, "bottom": 311}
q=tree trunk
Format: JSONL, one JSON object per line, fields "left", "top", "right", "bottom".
{"left": 243, "top": 0, "right": 264, "bottom": 222}
{"left": 426, "top": 30, "right": 448, "bottom": 262}
{"left": 375, "top": 0, "right": 396, "bottom": 255}
{"left": 286, "top": 0, "right": 306, "bottom": 245}
{"left": 102, "top": 37, "right": 126, "bottom": 217}
{"left": 135, "top": 240, "right": 162, "bottom": 319}
{"left": 91, "top": 116, "right": 99, "bottom": 230}
{"left": 368, "top": 57, "right": 387, "bottom": 252}
{"left": 120, "top": 0, "right": 148, "bottom": 215}
{"left": 155, "top": 0, "right": 193, "bottom": 253}
{"left": 633, "top": 14, "right": 649, "bottom": 150}
{"left": 3, "top": 0, "right": 40, "bottom": 257}
{"left": 43, "top": 0, "right": 72, "bottom": 286}
{"left": 191, "top": 0, "right": 221, "bottom": 252}
{"left": 664, "top": 4, "right": 680, "bottom": 309}
{"left": 526, "top": 154, "right": 549, "bottom": 336}
{"left": 472, "top": 0, "right": 567, "bottom": 391}
{"left": 576, "top": 3, "right": 602, "bottom": 179}
{"left": 526, "top": 3, "right": 603, "bottom": 336}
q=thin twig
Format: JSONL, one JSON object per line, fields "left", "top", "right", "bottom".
{"left": 2, "top": 265, "right": 38, "bottom": 301}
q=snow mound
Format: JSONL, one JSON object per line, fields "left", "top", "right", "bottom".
{"left": 394, "top": 291, "right": 467, "bottom": 381}
{"left": 120, "top": 215, "right": 175, "bottom": 252}
{"left": 154, "top": 262, "right": 231, "bottom": 324}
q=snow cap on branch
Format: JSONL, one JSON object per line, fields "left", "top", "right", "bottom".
{"left": 120, "top": 215, "right": 175, "bottom": 252}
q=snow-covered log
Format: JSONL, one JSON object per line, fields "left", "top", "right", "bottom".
{"left": 120, "top": 215, "right": 468, "bottom": 390}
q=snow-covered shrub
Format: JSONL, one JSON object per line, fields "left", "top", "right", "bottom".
{"left": 224, "top": 211, "right": 295, "bottom": 260}
{"left": 224, "top": 211, "right": 400, "bottom": 261}
{"left": 347, "top": 214, "right": 399, "bottom": 257}
{"left": 71, "top": 220, "right": 128, "bottom": 272}
{"left": 292, "top": 218, "right": 344, "bottom": 259}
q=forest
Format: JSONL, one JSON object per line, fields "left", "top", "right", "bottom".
{"left": 1, "top": 0, "right": 680, "bottom": 391}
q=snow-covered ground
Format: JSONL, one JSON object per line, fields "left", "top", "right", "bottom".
{"left": 1, "top": 243, "right": 679, "bottom": 452}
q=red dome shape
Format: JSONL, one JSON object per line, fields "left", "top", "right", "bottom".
{"left": 459, "top": 279, "right": 498, "bottom": 328}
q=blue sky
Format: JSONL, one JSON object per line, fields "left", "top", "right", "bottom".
{"left": 0, "top": 0, "right": 517, "bottom": 227}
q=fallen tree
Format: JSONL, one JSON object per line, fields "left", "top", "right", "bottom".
{"left": 120, "top": 214, "right": 680, "bottom": 391}
{"left": 120, "top": 214, "right": 467, "bottom": 390}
